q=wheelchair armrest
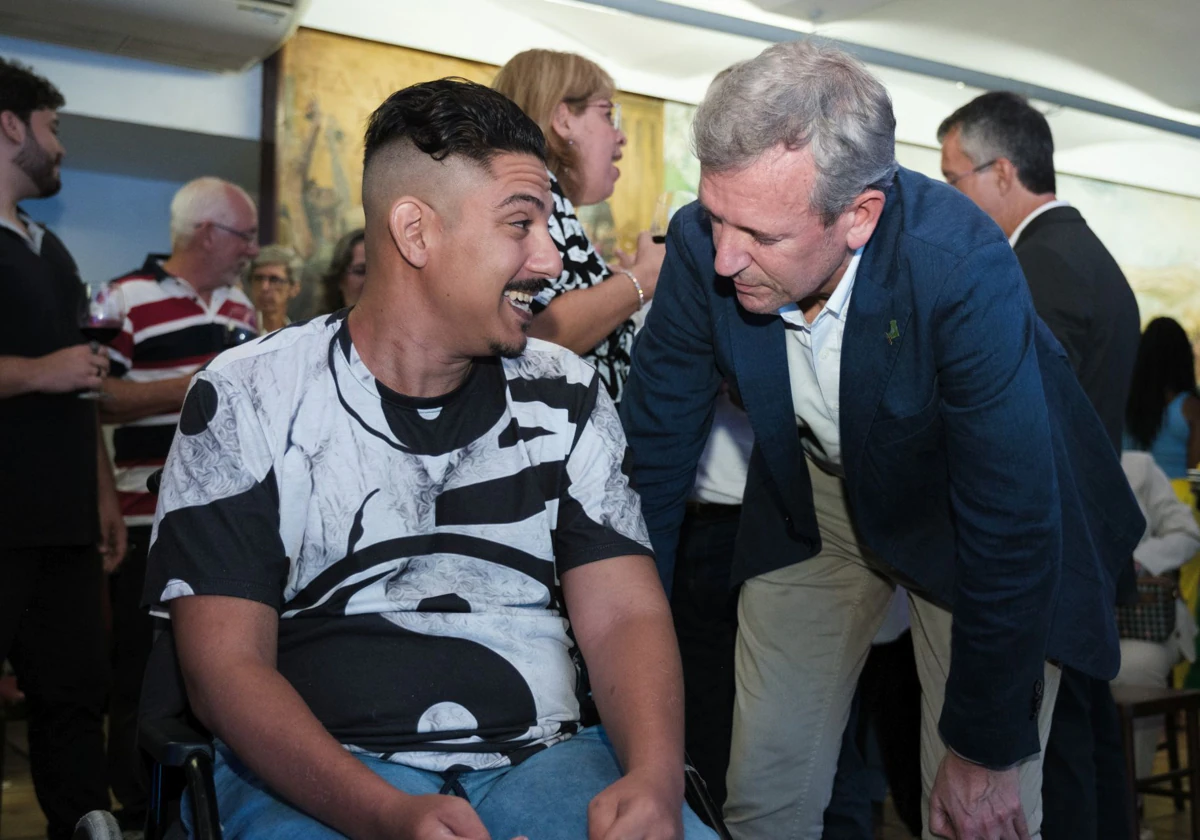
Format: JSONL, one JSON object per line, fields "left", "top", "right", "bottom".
{"left": 139, "top": 715, "right": 213, "bottom": 767}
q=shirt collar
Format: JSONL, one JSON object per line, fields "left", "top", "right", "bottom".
{"left": 0, "top": 210, "right": 46, "bottom": 255}
{"left": 777, "top": 247, "right": 864, "bottom": 327}
{"left": 1009, "top": 199, "right": 1071, "bottom": 247}
{"left": 148, "top": 254, "right": 229, "bottom": 303}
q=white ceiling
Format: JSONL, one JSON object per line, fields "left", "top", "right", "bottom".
{"left": 300, "top": 0, "right": 1200, "bottom": 196}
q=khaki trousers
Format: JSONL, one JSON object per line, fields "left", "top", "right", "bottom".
{"left": 724, "top": 460, "right": 1061, "bottom": 840}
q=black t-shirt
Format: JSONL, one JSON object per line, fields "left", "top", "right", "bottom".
{"left": 0, "top": 220, "right": 98, "bottom": 548}
{"left": 145, "top": 314, "right": 653, "bottom": 771}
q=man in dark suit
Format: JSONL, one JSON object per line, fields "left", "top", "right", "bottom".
{"left": 619, "top": 40, "right": 1144, "bottom": 840}
{"left": 939, "top": 92, "right": 1142, "bottom": 840}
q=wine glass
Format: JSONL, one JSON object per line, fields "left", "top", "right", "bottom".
{"left": 78, "top": 283, "right": 125, "bottom": 400}
{"left": 649, "top": 190, "right": 698, "bottom": 243}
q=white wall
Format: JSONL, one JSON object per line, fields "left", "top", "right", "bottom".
{"left": 0, "top": 35, "right": 262, "bottom": 285}
{"left": 0, "top": 34, "right": 261, "bottom": 140}
{"left": 24, "top": 168, "right": 182, "bottom": 285}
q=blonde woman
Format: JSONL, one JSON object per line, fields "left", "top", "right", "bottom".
{"left": 493, "top": 49, "right": 664, "bottom": 402}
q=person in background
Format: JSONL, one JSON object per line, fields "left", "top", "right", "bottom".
{"left": 493, "top": 48, "right": 664, "bottom": 402}
{"left": 315, "top": 227, "right": 365, "bottom": 314}
{"left": 0, "top": 56, "right": 124, "bottom": 840}
{"left": 248, "top": 244, "right": 303, "bottom": 333}
{"left": 1112, "top": 451, "right": 1200, "bottom": 826}
{"left": 1125, "top": 316, "right": 1200, "bottom": 480}
{"left": 939, "top": 91, "right": 1141, "bottom": 840}
{"left": 99, "top": 175, "right": 258, "bottom": 829}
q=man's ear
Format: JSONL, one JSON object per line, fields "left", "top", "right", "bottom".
{"left": 388, "top": 198, "right": 430, "bottom": 269}
{"left": 550, "top": 101, "right": 573, "bottom": 143}
{"left": 845, "top": 189, "right": 886, "bottom": 251}
{"left": 993, "top": 157, "right": 1019, "bottom": 196}
{"left": 0, "top": 111, "right": 27, "bottom": 147}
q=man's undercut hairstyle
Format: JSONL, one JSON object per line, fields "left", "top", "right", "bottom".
{"left": 693, "top": 40, "right": 898, "bottom": 226}
{"left": 937, "top": 91, "right": 1056, "bottom": 195}
{"left": 0, "top": 57, "right": 66, "bottom": 123}
{"left": 363, "top": 78, "right": 546, "bottom": 176}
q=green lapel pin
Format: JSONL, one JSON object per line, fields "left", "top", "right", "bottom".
{"left": 885, "top": 319, "right": 900, "bottom": 345}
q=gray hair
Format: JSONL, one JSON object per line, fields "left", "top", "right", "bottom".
{"left": 169, "top": 176, "right": 255, "bottom": 247}
{"left": 249, "top": 244, "right": 302, "bottom": 285}
{"left": 693, "top": 40, "right": 898, "bottom": 225}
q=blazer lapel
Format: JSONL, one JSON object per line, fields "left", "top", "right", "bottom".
{"left": 840, "top": 198, "right": 912, "bottom": 484}
{"left": 729, "top": 307, "right": 807, "bottom": 516}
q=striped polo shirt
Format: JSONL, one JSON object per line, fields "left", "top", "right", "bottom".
{"left": 108, "top": 254, "right": 256, "bottom": 524}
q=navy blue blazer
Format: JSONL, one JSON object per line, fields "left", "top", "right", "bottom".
{"left": 619, "top": 166, "right": 1145, "bottom": 769}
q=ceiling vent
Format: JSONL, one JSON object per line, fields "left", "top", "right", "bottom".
{"left": 0, "top": 0, "right": 310, "bottom": 73}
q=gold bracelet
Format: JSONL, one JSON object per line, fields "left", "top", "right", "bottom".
{"left": 615, "top": 268, "right": 644, "bottom": 310}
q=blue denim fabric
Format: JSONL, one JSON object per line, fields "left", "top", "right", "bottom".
{"left": 187, "top": 726, "right": 718, "bottom": 839}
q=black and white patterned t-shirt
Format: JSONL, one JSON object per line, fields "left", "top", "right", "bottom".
{"left": 536, "top": 172, "right": 636, "bottom": 404}
{"left": 144, "top": 311, "right": 653, "bottom": 771}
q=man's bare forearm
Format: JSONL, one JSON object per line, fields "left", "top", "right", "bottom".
{"left": 174, "top": 598, "right": 408, "bottom": 840}
{"left": 0, "top": 355, "right": 44, "bottom": 398}
{"left": 563, "top": 555, "right": 685, "bottom": 794}
{"left": 193, "top": 661, "right": 407, "bottom": 838}
{"left": 100, "top": 375, "right": 192, "bottom": 423}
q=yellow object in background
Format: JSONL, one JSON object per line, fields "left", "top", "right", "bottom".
{"left": 1172, "top": 478, "right": 1200, "bottom": 686}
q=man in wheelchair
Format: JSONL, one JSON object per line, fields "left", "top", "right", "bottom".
{"left": 142, "top": 79, "right": 715, "bottom": 840}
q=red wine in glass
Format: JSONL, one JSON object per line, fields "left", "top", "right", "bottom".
{"left": 80, "top": 321, "right": 123, "bottom": 345}
{"left": 77, "top": 283, "right": 126, "bottom": 399}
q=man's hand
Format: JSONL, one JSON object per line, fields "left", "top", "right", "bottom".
{"left": 33, "top": 344, "right": 109, "bottom": 394}
{"left": 588, "top": 770, "right": 683, "bottom": 840}
{"left": 379, "top": 792, "right": 525, "bottom": 840}
{"left": 928, "top": 751, "right": 1029, "bottom": 840}
{"left": 98, "top": 486, "right": 127, "bottom": 573}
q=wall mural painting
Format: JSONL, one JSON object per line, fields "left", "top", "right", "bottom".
{"left": 277, "top": 32, "right": 1200, "bottom": 345}
{"left": 275, "top": 28, "right": 664, "bottom": 315}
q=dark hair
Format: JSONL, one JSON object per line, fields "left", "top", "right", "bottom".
{"left": 1126, "top": 317, "right": 1198, "bottom": 449}
{"left": 0, "top": 57, "right": 65, "bottom": 122}
{"left": 316, "top": 228, "right": 365, "bottom": 315}
{"left": 363, "top": 78, "right": 545, "bottom": 172}
{"left": 937, "top": 91, "right": 1056, "bottom": 195}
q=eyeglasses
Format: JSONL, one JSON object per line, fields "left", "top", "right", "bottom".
{"left": 203, "top": 221, "right": 259, "bottom": 244}
{"left": 250, "top": 272, "right": 292, "bottom": 287}
{"left": 566, "top": 98, "right": 622, "bottom": 131}
{"left": 945, "top": 159, "right": 997, "bottom": 187}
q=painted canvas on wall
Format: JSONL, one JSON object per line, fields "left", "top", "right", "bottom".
{"left": 274, "top": 28, "right": 664, "bottom": 314}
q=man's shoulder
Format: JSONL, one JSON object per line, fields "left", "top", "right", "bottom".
{"left": 206, "top": 312, "right": 338, "bottom": 384}
{"left": 505, "top": 338, "right": 598, "bottom": 389}
{"left": 889, "top": 167, "right": 1010, "bottom": 263}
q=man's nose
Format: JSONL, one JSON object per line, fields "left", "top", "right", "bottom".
{"left": 712, "top": 229, "right": 750, "bottom": 278}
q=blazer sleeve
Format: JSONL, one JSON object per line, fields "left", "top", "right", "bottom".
{"left": 618, "top": 208, "right": 723, "bottom": 595}
{"left": 932, "top": 241, "right": 1062, "bottom": 768}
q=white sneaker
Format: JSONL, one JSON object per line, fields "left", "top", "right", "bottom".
{"left": 1140, "top": 826, "right": 1156, "bottom": 840}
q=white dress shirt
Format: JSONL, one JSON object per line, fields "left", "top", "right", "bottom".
{"left": 691, "top": 390, "right": 755, "bottom": 505}
{"left": 777, "top": 248, "right": 863, "bottom": 475}
{"left": 1008, "top": 199, "right": 1072, "bottom": 247}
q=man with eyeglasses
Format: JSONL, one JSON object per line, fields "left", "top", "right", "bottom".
{"left": 98, "top": 175, "right": 259, "bottom": 831}
{"left": 940, "top": 92, "right": 1141, "bottom": 840}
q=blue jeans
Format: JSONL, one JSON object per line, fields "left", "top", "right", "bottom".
{"left": 189, "top": 727, "right": 718, "bottom": 839}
